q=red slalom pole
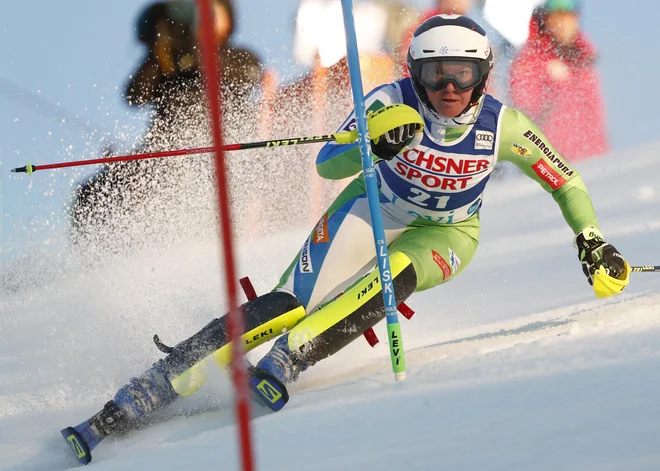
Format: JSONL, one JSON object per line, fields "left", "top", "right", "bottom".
{"left": 196, "top": 0, "right": 254, "bottom": 470}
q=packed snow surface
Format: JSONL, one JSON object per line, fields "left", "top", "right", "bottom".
{"left": 2, "top": 143, "right": 660, "bottom": 470}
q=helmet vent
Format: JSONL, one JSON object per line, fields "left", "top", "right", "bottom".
{"left": 465, "top": 49, "right": 477, "bottom": 53}
{"left": 422, "top": 49, "right": 435, "bottom": 53}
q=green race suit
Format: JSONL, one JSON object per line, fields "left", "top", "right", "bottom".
{"left": 277, "top": 79, "right": 597, "bottom": 312}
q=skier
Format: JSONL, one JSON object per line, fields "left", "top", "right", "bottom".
{"left": 62, "top": 14, "right": 631, "bottom": 464}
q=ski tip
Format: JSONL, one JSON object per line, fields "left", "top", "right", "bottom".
{"left": 394, "top": 371, "right": 407, "bottom": 382}
{"left": 61, "top": 427, "right": 92, "bottom": 465}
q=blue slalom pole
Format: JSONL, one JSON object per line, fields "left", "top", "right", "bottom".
{"left": 339, "top": 0, "right": 406, "bottom": 381}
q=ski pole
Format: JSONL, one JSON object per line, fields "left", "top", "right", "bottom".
{"left": 9, "top": 131, "right": 358, "bottom": 175}
{"left": 341, "top": 0, "right": 406, "bottom": 381}
{"left": 631, "top": 265, "right": 660, "bottom": 273}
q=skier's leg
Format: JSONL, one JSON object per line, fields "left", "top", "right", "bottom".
{"left": 242, "top": 177, "right": 413, "bottom": 384}
{"left": 164, "top": 291, "right": 307, "bottom": 397}
{"left": 75, "top": 179, "right": 372, "bottom": 435}
{"left": 276, "top": 178, "right": 408, "bottom": 314}
{"left": 117, "top": 291, "right": 305, "bottom": 410}
{"left": 388, "top": 215, "right": 480, "bottom": 291}
{"left": 256, "top": 216, "right": 480, "bottom": 385}
{"left": 65, "top": 290, "right": 306, "bottom": 453}
{"left": 75, "top": 179, "right": 381, "bottom": 432}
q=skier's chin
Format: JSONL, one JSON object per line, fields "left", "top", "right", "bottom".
{"left": 432, "top": 99, "right": 465, "bottom": 118}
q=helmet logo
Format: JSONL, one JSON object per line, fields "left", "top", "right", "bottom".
{"left": 439, "top": 46, "right": 449, "bottom": 55}
{"left": 484, "top": 46, "right": 491, "bottom": 58}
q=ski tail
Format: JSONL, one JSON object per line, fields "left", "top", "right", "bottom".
{"left": 61, "top": 426, "right": 92, "bottom": 465}
{"left": 249, "top": 367, "right": 289, "bottom": 412}
{"left": 60, "top": 400, "right": 130, "bottom": 465}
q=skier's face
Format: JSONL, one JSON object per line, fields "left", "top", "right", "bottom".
{"left": 425, "top": 81, "right": 474, "bottom": 117}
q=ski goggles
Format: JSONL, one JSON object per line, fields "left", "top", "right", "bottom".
{"left": 418, "top": 59, "right": 482, "bottom": 92}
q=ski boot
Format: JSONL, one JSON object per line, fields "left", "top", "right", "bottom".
{"left": 61, "top": 400, "right": 127, "bottom": 465}
{"left": 61, "top": 359, "right": 178, "bottom": 465}
{"left": 249, "top": 336, "right": 308, "bottom": 412}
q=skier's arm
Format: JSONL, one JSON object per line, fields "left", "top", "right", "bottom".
{"left": 497, "top": 108, "right": 598, "bottom": 234}
{"left": 316, "top": 84, "right": 399, "bottom": 180}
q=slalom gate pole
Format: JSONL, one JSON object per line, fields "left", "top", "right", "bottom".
{"left": 10, "top": 132, "right": 356, "bottom": 175}
{"left": 340, "top": 0, "right": 406, "bottom": 381}
{"left": 631, "top": 265, "right": 660, "bottom": 273}
{"left": 196, "top": 1, "right": 254, "bottom": 470}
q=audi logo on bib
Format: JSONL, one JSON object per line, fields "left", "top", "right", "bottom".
{"left": 475, "top": 131, "right": 494, "bottom": 150}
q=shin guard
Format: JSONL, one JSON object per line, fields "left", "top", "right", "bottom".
{"left": 258, "top": 252, "right": 417, "bottom": 386}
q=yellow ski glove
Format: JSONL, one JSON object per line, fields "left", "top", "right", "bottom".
{"left": 369, "top": 104, "right": 424, "bottom": 160}
{"left": 575, "top": 228, "right": 630, "bottom": 298}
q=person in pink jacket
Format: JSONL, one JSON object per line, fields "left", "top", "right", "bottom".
{"left": 509, "top": 0, "right": 608, "bottom": 161}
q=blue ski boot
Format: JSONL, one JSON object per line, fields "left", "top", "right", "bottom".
{"left": 61, "top": 359, "right": 178, "bottom": 465}
{"left": 249, "top": 336, "right": 309, "bottom": 412}
{"left": 256, "top": 336, "right": 309, "bottom": 384}
{"left": 112, "top": 359, "right": 178, "bottom": 421}
{"left": 61, "top": 400, "right": 126, "bottom": 465}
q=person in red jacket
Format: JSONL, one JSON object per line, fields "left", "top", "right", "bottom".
{"left": 509, "top": 0, "right": 608, "bottom": 161}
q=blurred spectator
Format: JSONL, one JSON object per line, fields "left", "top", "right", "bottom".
{"left": 397, "top": 0, "right": 515, "bottom": 101}
{"left": 125, "top": 0, "right": 262, "bottom": 136}
{"left": 70, "top": 0, "right": 263, "bottom": 244}
{"left": 288, "top": 0, "right": 407, "bottom": 99}
{"left": 273, "top": 0, "right": 418, "bottom": 133}
{"left": 509, "top": 0, "right": 608, "bottom": 161}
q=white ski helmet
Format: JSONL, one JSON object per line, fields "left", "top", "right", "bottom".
{"left": 406, "top": 14, "right": 494, "bottom": 117}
